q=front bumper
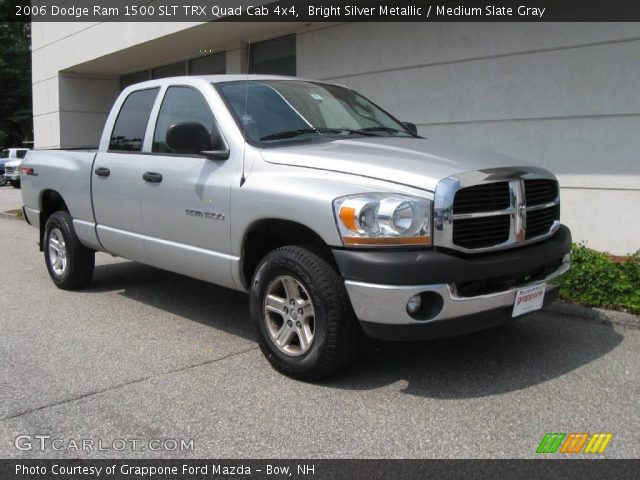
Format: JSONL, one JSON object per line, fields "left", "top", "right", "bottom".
{"left": 4, "top": 172, "right": 20, "bottom": 181}
{"left": 334, "top": 225, "right": 571, "bottom": 340}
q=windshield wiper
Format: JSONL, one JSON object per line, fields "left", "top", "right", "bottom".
{"left": 260, "top": 128, "right": 345, "bottom": 141}
{"left": 260, "top": 127, "right": 379, "bottom": 141}
{"left": 353, "top": 126, "right": 414, "bottom": 136}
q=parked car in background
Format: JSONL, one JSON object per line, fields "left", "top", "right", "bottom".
{"left": 2, "top": 148, "right": 29, "bottom": 188}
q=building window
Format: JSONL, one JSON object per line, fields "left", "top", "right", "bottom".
{"left": 109, "top": 88, "right": 159, "bottom": 151}
{"left": 249, "top": 35, "right": 296, "bottom": 76}
{"left": 121, "top": 70, "right": 151, "bottom": 90}
{"left": 120, "top": 52, "right": 227, "bottom": 91}
{"left": 152, "top": 61, "right": 186, "bottom": 79}
{"left": 189, "top": 52, "right": 226, "bottom": 75}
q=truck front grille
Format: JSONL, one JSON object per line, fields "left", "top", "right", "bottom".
{"left": 452, "top": 214, "right": 511, "bottom": 249}
{"left": 435, "top": 170, "right": 561, "bottom": 253}
{"left": 526, "top": 204, "right": 560, "bottom": 240}
{"left": 4, "top": 166, "right": 16, "bottom": 174}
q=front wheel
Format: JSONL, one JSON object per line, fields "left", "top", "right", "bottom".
{"left": 250, "top": 246, "right": 360, "bottom": 380}
{"left": 0, "top": 177, "right": 7, "bottom": 186}
{"left": 10, "top": 180, "right": 20, "bottom": 188}
{"left": 44, "top": 211, "right": 95, "bottom": 290}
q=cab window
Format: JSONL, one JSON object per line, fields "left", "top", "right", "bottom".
{"left": 152, "top": 86, "right": 223, "bottom": 153}
{"left": 109, "top": 88, "right": 159, "bottom": 152}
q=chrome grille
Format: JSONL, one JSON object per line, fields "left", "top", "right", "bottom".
{"left": 434, "top": 168, "right": 561, "bottom": 253}
{"left": 526, "top": 204, "right": 560, "bottom": 240}
{"left": 4, "top": 166, "right": 16, "bottom": 174}
{"left": 452, "top": 214, "right": 511, "bottom": 249}
{"left": 452, "top": 182, "right": 510, "bottom": 214}
{"left": 524, "top": 179, "right": 558, "bottom": 205}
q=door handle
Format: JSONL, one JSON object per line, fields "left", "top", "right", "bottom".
{"left": 143, "top": 172, "right": 163, "bottom": 183}
{"left": 94, "top": 167, "right": 110, "bottom": 177}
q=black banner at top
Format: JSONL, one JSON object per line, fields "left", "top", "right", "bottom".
{"left": 5, "top": 0, "right": 640, "bottom": 22}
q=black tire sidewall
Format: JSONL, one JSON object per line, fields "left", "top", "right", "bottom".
{"left": 43, "top": 211, "right": 94, "bottom": 289}
{"left": 44, "top": 213, "right": 72, "bottom": 287}
{"left": 250, "top": 252, "right": 332, "bottom": 374}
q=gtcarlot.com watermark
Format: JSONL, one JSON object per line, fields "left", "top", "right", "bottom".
{"left": 15, "top": 434, "right": 194, "bottom": 452}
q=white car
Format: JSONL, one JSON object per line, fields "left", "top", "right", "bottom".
{"left": 1, "top": 148, "right": 29, "bottom": 188}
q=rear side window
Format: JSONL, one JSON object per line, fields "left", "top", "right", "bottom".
{"left": 152, "top": 86, "right": 221, "bottom": 153}
{"left": 109, "top": 88, "right": 159, "bottom": 151}
{"left": 16, "top": 150, "right": 27, "bottom": 159}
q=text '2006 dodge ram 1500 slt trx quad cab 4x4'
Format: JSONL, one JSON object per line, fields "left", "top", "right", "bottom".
{"left": 21, "top": 75, "right": 571, "bottom": 379}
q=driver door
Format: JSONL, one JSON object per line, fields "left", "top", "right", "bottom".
{"left": 139, "top": 85, "right": 237, "bottom": 289}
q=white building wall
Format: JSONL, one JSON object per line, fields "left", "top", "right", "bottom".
{"left": 31, "top": 21, "right": 640, "bottom": 254}
{"left": 298, "top": 23, "right": 640, "bottom": 254}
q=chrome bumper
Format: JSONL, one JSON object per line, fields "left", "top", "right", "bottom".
{"left": 345, "top": 253, "right": 570, "bottom": 326}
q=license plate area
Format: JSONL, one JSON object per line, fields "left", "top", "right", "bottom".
{"left": 512, "top": 283, "right": 546, "bottom": 317}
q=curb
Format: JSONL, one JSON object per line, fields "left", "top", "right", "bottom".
{"left": 546, "top": 301, "right": 640, "bottom": 329}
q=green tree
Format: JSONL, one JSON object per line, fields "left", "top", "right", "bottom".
{"left": 0, "top": 0, "right": 32, "bottom": 148}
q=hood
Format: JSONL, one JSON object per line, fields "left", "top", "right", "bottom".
{"left": 261, "top": 137, "right": 533, "bottom": 192}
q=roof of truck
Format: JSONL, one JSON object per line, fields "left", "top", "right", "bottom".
{"left": 122, "top": 74, "right": 319, "bottom": 93}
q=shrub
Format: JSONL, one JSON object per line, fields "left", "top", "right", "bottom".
{"left": 559, "top": 243, "right": 640, "bottom": 314}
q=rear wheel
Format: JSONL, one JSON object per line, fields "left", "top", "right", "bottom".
{"left": 250, "top": 246, "right": 360, "bottom": 380}
{"left": 44, "top": 211, "right": 95, "bottom": 290}
{"left": 0, "top": 177, "right": 7, "bottom": 186}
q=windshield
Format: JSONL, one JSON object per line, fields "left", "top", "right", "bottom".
{"left": 0, "top": 150, "right": 8, "bottom": 159}
{"left": 215, "top": 80, "right": 415, "bottom": 146}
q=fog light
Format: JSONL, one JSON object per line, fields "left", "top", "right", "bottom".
{"left": 406, "top": 294, "right": 422, "bottom": 315}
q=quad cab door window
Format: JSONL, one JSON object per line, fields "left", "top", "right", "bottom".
{"left": 152, "top": 86, "right": 225, "bottom": 154}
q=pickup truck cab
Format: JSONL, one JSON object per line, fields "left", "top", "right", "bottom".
{"left": 22, "top": 75, "right": 571, "bottom": 379}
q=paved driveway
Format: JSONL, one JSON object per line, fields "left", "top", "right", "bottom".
{"left": 1, "top": 217, "right": 638, "bottom": 458}
{"left": 0, "top": 185, "right": 22, "bottom": 213}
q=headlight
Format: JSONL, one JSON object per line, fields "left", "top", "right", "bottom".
{"left": 333, "top": 193, "right": 432, "bottom": 246}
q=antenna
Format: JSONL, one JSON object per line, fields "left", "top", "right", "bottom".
{"left": 240, "top": 41, "right": 250, "bottom": 187}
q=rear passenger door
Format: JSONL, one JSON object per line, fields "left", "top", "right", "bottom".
{"left": 139, "top": 85, "right": 236, "bottom": 288}
{"left": 93, "top": 87, "right": 159, "bottom": 262}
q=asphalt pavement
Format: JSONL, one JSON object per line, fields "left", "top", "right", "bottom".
{"left": 0, "top": 214, "right": 638, "bottom": 459}
{"left": 0, "top": 184, "right": 22, "bottom": 213}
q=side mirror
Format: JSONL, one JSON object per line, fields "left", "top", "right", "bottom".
{"left": 166, "top": 122, "right": 229, "bottom": 159}
{"left": 403, "top": 122, "right": 418, "bottom": 136}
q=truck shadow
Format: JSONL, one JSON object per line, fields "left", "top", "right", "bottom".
{"left": 87, "top": 260, "right": 255, "bottom": 342}
{"left": 87, "top": 260, "right": 624, "bottom": 399}
{"left": 325, "top": 313, "right": 625, "bottom": 398}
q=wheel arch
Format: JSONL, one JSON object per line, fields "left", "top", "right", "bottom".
{"left": 39, "top": 189, "right": 69, "bottom": 251}
{"left": 240, "top": 219, "right": 337, "bottom": 288}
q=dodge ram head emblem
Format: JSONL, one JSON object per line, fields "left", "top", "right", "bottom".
{"left": 518, "top": 203, "right": 527, "bottom": 217}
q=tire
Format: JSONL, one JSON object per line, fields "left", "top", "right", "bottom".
{"left": 44, "top": 211, "right": 95, "bottom": 290}
{"left": 0, "top": 177, "right": 7, "bottom": 187}
{"left": 10, "top": 180, "right": 20, "bottom": 188}
{"left": 250, "top": 246, "right": 361, "bottom": 380}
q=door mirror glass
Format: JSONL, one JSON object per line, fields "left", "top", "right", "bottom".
{"left": 166, "top": 122, "right": 229, "bottom": 159}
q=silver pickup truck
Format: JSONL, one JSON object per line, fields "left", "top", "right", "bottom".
{"left": 22, "top": 75, "right": 571, "bottom": 379}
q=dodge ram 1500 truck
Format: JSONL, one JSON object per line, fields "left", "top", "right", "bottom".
{"left": 21, "top": 75, "right": 571, "bottom": 379}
